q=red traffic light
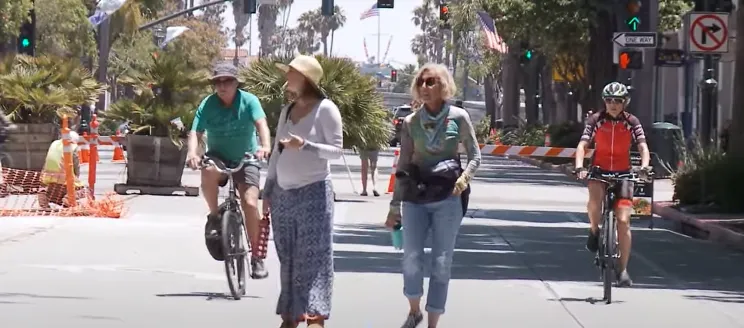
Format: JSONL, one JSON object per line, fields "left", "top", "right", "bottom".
{"left": 626, "top": 0, "right": 641, "bottom": 14}
{"left": 440, "top": 4, "right": 449, "bottom": 15}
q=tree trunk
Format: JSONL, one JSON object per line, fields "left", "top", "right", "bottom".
{"left": 523, "top": 58, "right": 540, "bottom": 124}
{"left": 444, "top": 30, "right": 451, "bottom": 67}
{"left": 553, "top": 82, "right": 569, "bottom": 122}
{"left": 330, "top": 30, "right": 335, "bottom": 56}
{"left": 730, "top": 6, "right": 744, "bottom": 157}
{"left": 541, "top": 61, "right": 557, "bottom": 124}
{"left": 484, "top": 74, "right": 499, "bottom": 129}
{"left": 451, "top": 34, "right": 460, "bottom": 79}
{"left": 501, "top": 51, "right": 521, "bottom": 126}
{"left": 586, "top": 10, "right": 618, "bottom": 115}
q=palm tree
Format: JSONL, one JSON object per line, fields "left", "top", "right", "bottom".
{"left": 240, "top": 56, "right": 391, "bottom": 149}
{"left": 104, "top": 52, "right": 210, "bottom": 142}
{"left": 411, "top": 0, "right": 433, "bottom": 62}
{"left": 258, "top": 0, "right": 294, "bottom": 57}
{"left": 316, "top": 6, "right": 347, "bottom": 56}
{"left": 0, "top": 55, "right": 105, "bottom": 124}
{"left": 294, "top": 11, "right": 321, "bottom": 55}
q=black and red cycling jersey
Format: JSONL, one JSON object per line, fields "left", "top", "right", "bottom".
{"left": 580, "top": 111, "right": 646, "bottom": 172}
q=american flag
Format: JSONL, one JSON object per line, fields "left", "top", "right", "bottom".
{"left": 477, "top": 11, "right": 508, "bottom": 53}
{"left": 359, "top": 3, "right": 379, "bottom": 20}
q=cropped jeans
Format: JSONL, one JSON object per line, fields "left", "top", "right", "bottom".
{"left": 401, "top": 195, "right": 464, "bottom": 314}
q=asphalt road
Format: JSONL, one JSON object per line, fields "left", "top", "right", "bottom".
{"left": 1, "top": 148, "right": 743, "bottom": 327}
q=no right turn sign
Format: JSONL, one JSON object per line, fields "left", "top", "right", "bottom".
{"left": 688, "top": 12, "right": 730, "bottom": 54}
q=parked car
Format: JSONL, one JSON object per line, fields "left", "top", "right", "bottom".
{"left": 389, "top": 105, "right": 414, "bottom": 147}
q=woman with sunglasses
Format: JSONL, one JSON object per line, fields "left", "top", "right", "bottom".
{"left": 385, "top": 63, "right": 481, "bottom": 328}
{"left": 263, "top": 55, "right": 343, "bottom": 328}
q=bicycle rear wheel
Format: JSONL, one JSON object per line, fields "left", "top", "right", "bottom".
{"left": 602, "top": 212, "right": 617, "bottom": 304}
{"left": 222, "top": 210, "right": 247, "bottom": 300}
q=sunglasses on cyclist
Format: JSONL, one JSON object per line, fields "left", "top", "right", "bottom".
{"left": 604, "top": 98, "right": 624, "bottom": 104}
{"left": 416, "top": 77, "right": 438, "bottom": 87}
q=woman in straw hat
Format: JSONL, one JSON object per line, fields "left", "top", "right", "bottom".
{"left": 262, "top": 55, "right": 343, "bottom": 328}
{"left": 385, "top": 63, "right": 481, "bottom": 328}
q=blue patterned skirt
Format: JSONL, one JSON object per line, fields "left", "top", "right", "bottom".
{"left": 270, "top": 179, "right": 334, "bottom": 321}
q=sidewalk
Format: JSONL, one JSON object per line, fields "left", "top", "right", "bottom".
{"left": 512, "top": 154, "right": 744, "bottom": 252}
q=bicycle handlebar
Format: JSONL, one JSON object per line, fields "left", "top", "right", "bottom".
{"left": 201, "top": 154, "right": 261, "bottom": 174}
{"left": 585, "top": 166, "right": 654, "bottom": 184}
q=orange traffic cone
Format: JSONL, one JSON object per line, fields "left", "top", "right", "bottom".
{"left": 80, "top": 132, "right": 90, "bottom": 164}
{"left": 386, "top": 149, "right": 400, "bottom": 194}
{"left": 112, "top": 132, "right": 125, "bottom": 162}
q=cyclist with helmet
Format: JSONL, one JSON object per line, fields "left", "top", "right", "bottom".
{"left": 574, "top": 82, "right": 651, "bottom": 287}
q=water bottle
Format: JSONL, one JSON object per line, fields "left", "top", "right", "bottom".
{"left": 254, "top": 213, "right": 271, "bottom": 259}
{"left": 391, "top": 222, "right": 403, "bottom": 250}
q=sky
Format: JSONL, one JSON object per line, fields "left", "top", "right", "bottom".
{"left": 196, "top": 0, "right": 422, "bottom": 66}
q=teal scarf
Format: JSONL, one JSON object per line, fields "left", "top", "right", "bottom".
{"left": 418, "top": 103, "right": 450, "bottom": 153}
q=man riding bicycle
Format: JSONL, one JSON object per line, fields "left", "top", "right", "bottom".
{"left": 574, "top": 82, "right": 652, "bottom": 287}
{"left": 186, "top": 63, "right": 271, "bottom": 279}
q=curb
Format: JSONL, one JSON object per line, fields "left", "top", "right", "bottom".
{"left": 652, "top": 203, "right": 744, "bottom": 252}
{"left": 512, "top": 155, "right": 744, "bottom": 251}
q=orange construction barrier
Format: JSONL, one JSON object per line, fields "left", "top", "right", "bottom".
{"left": 112, "top": 131, "right": 125, "bottom": 162}
{"left": 386, "top": 149, "right": 400, "bottom": 194}
{"left": 62, "top": 116, "right": 76, "bottom": 206}
{"left": 80, "top": 132, "right": 90, "bottom": 164}
{"left": 0, "top": 114, "right": 126, "bottom": 218}
{"left": 88, "top": 115, "right": 99, "bottom": 196}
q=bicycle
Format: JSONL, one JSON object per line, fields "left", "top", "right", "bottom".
{"left": 200, "top": 153, "right": 260, "bottom": 300}
{"left": 585, "top": 167, "right": 652, "bottom": 304}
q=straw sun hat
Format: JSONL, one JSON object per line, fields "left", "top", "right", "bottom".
{"left": 275, "top": 55, "right": 324, "bottom": 95}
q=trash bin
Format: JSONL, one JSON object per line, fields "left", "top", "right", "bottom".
{"left": 647, "top": 122, "right": 684, "bottom": 178}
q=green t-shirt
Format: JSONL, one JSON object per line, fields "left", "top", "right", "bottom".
{"left": 191, "top": 90, "right": 266, "bottom": 162}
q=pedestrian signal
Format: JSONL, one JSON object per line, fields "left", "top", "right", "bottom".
{"left": 619, "top": 50, "right": 643, "bottom": 70}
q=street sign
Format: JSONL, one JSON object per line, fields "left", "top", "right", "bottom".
{"left": 612, "top": 32, "right": 658, "bottom": 48}
{"left": 654, "top": 49, "right": 687, "bottom": 67}
{"left": 687, "top": 12, "right": 730, "bottom": 54}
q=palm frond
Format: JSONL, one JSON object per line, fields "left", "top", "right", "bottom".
{"left": 240, "top": 55, "right": 390, "bottom": 149}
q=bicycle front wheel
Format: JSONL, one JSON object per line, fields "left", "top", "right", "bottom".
{"left": 222, "top": 210, "right": 247, "bottom": 300}
{"left": 602, "top": 212, "right": 617, "bottom": 304}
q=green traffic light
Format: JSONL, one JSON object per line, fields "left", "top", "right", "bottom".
{"left": 627, "top": 17, "right": 640, "bottom": 31}
{"left": 21, "top": 38, "right": 30, "bottom": 48}
{"left": 525, "top": 50, "right": 532, "bottom": 60}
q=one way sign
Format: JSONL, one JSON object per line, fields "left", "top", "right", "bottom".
{"left": 612, "top": 32, "right": 658, "bottom": 48}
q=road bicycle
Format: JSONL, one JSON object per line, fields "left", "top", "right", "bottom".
{"left": 586, "top": 167, "right": 651, "bottom": 304}
{"left": 200, "top": 153, "right": 260, "bottom": 300}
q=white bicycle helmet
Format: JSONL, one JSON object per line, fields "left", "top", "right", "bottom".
{"left": 601, "top": 82, "right": 631, "bottom": 105}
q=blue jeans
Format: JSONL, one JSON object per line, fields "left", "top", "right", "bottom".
{"left": 401, "top": 195, "right": 463, "bottom": 314}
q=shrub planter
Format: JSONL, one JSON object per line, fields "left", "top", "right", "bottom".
{"left": 5, "top": 123, "right": 57, "bottom": 171}
{"left": 125, "top": 134, "right": 187, "bottom": 187}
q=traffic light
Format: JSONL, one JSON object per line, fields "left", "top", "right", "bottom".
{"left": 243, "top": 0, "right": 256, "bottom": 14}
{"left": 17, "top": 7, "right": 35, "bottom": 56}
{"left": 377, "top": 0, "right": 394, "bottom": 9}
{"left": 624, "top": 0, "right": 650, "bottom": 32}
{"left": 439, "top": 3, "right": 450, "bottom": 22}
{"left": 321, "top": 0, "right": 335, "bottom": 16}
{"left": 519, "top": 41, "right": 533, "bottom": 65}
{"left": 390, "top": 69, "right": 398, "bottom": 82}
{"left": 618, "top": 49, "right": 643, "bottom": 70}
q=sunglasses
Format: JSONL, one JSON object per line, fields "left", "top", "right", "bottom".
{"left": 416, "top": 77, "right": 438, "bottom": 87}
{"left": 604, "top": 98, "right": 624, "bottom": 104}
